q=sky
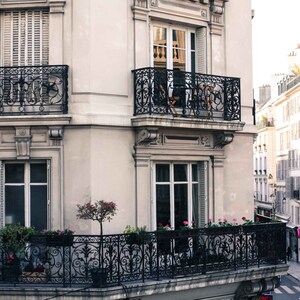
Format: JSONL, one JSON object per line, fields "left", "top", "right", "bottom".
{"left": 252, "top": 0, "right": 300, "bottom": 98}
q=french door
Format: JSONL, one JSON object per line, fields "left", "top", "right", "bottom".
{"left": 4, "top": 161, "right": 49, "bottom": 231}
{"left": 154, "top": 162, "right": 207, "bottom": 230}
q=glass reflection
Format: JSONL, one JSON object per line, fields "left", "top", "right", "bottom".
{"left": 153, "top": 26, "right": 167, "bottom": 68}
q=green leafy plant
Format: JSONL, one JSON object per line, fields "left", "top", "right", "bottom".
{"left": 124, "top": 225, "right": 151, "bottom": 245}
{"left": 179, "top": 220, "right": 195, "bottom": 230}
{"left": 157, "top": 223, "right": 172, "bottom": 231}
{"left": 205, "top": 217, "right": 260, "bottom": 228}
{"left": 0, "top": 224, "right": 36, "bottom": 261}
{"left": 41, "top": 228, "right": 74, "bottom": 236}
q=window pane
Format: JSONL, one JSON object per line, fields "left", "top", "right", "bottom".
{"left": 191, "top": 52, "right": 195, "bottom": 73}
{"left": 156, "top": 185, "right": 170, "bottom": 226}
{"left": 31, "top": 186, "right": 47, "bottom": 231}
{"left": 30, "top": 163, "right": 47, "bottom": 183}
{"left": 174, "top": 184, "right": 187, "bottom": 229}
{"left": 192, "top": 164, "right": 198, "bottom": 181}
{"left": 173, "top": 30, "right": 185, "bottom": 71}
{"left": 5, "top": 164, "right": 24, "bottom": 183}
{"left": 191, "top": 32, "right": 195, "bottom": 50}
{"left": 173, "top": 49, "right": 185, "bottom": 71}
{"left": 5, "top": 186, "right": 24, "bottom": 225}
{"left": 156, "top": 164, "right": 170, "bottom": 182}
{"left": 174, "top": 164, "right": 187, "bottom": 181}
{"left": 153, "top": 26, "right": 167, "bottom": 68}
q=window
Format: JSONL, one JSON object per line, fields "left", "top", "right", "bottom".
{"left": 152, "top": 25, "right": 196, "bottom": 72}
{"left": 154, "top": 162, "right": 207, "bottom": 229}
{"left": 2, "top": 9, "right": 49, "bottom": 66}
{"left": 4, "top": 161, "right": 49, "bottom": 231}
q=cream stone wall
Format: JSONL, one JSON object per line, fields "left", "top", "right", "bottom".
{"left": 63, "top": 126, "right": 136, "bottom": 234}
{"left": 223, "top": 132, "right": 255, "bottom": 221}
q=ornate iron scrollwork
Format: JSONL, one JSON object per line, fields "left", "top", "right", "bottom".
{"left": 0, "top": 65, "right": 68, "bottom": 115}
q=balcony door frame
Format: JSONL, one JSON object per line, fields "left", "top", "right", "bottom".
{"left": 150, "top": 23, "right": 196, "bottom": 72}
{"left": 2, "top": 160, "right": 50, "bottom": 231}
{"left": 152, "top": 161, "right": 208, "bottom": 230}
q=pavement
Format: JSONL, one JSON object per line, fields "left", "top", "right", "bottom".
{"left": 287, "top": 258, "right": 300, "bottom": 281}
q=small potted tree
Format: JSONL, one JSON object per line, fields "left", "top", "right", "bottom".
{"left": 77, "top": 200, "right": 117, "bottom": 287}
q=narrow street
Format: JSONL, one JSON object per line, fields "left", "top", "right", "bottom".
{"left": 273, "top": 275, "right": 300, "bottom": 299}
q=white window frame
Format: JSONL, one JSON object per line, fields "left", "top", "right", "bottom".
{"left": 152, "top": 161, "right": 206, "bottom": 230}
{"left": 2, "top": 160, "right": 50, "bottom": 228}
{"left": 150, "top": 23, "right": 196, "bottom": 72}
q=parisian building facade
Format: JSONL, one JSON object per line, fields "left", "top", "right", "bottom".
{"left": 0, "top": 0, "right": 287, "bottom": 299}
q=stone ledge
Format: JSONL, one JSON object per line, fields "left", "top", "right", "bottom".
{"left": 0, "top": 115, "right": 71, "bottom": 127}
{"left": 132, "top": 115, "right": 245, "bottom": 132}
{"left": 0, "top": 264, "right": 288, "bottom": 300}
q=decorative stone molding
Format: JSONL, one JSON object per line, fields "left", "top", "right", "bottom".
{"left": 132, "top": 1, "right": 150, "bottom": 21}
{"left": 49, "top": 127, "right": 63, "bottom": 139}
{"left": 200, "top": 135, "right": 211, "bottom": 147}
{"left": 49, "top": 0, "right": 66, "bottom": 13}
{"left": 150, "top": 0, "right": 158, "bottom": 7}
{"left": 213, "top": 131, "right": 234, "bottom": 148}
{"left": 15, "top": 127, "right": 31, "bottom": 159}
{"left": 135, "top": 0, "right": 148, "bottom": 8}
{"left": 136, "top": 129, "right": 159, "bottom": 145}
{"left": 209, "top": 0, "right": 227, "bottom": 28}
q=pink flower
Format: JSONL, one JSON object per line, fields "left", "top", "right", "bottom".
{"left": 166, "top": 224, "right": 170, "bottom": 227}
{"left": 232, "top": 218, "right": 237, "bottom": 222}
{"left": 224, "top": 218, "right": 227, "bottom": 223}
{"left": 208, "top": 218, "right": 212, "bottom": 222}
{"left": 242, "top": 217, "right": 246, "bottom": 221}
{"left": 183, "top": 221, "right": 189, "bottom": 226}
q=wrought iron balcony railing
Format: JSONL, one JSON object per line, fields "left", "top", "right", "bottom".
{"left": 0, "top": 65, "right": 68, "bottom": 115}
{"left": 133, "top": 67, "right": 241, "bottom": 121}
{"left": 0, "top": 223, "right": 286, "bottom": 287}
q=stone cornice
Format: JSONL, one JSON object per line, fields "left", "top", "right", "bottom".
{"left": 132, "top": 116, "right": 244, "bottom": 132}
{"left": 0, "top": 115, "right": 71, "bottom": 127}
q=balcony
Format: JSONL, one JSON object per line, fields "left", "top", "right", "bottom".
{"left": 133, "top": 68, "right": 240, "bottom": 121}
{"left": 0, "top": 65, "right": 68, "bottom": 115}
{"left": 256, "top": 118, "right": 275, "bottom": 130}
{"left": 0, "top": 223, "right": 286, "bottom": 295}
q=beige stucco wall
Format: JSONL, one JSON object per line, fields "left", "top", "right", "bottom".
{"left": 223, "top": 132, "right": 255, "bottom": 222}
{"left": 63, "top": 126, "right": 135, "bottom": 235}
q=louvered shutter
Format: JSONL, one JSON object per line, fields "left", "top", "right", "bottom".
{"left": 3, "top": 10, "right": 49, "bottom": 66}
{"left": 198, "top": 161, "right": 207, "bottom": 227}
{"left": 196, "top": 27, "right": 207, "bottom": 74}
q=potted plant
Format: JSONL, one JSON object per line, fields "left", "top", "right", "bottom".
{"left": 175, "top": 221, "right": 194, "bottom": 253}
{"left": 0, "top": 224, "right": 36, "bottom": 282}
{"left": 123, "top": 225, "right": 151, "bottom": 246}
{"left": 77, "top": 199, "right": 117, "bottom": 288}
{"left": 41, "top": 228, "right": 74, "bottom": 247}
{"left": 156, "top": 223, "right": 173, "bottom": 255}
